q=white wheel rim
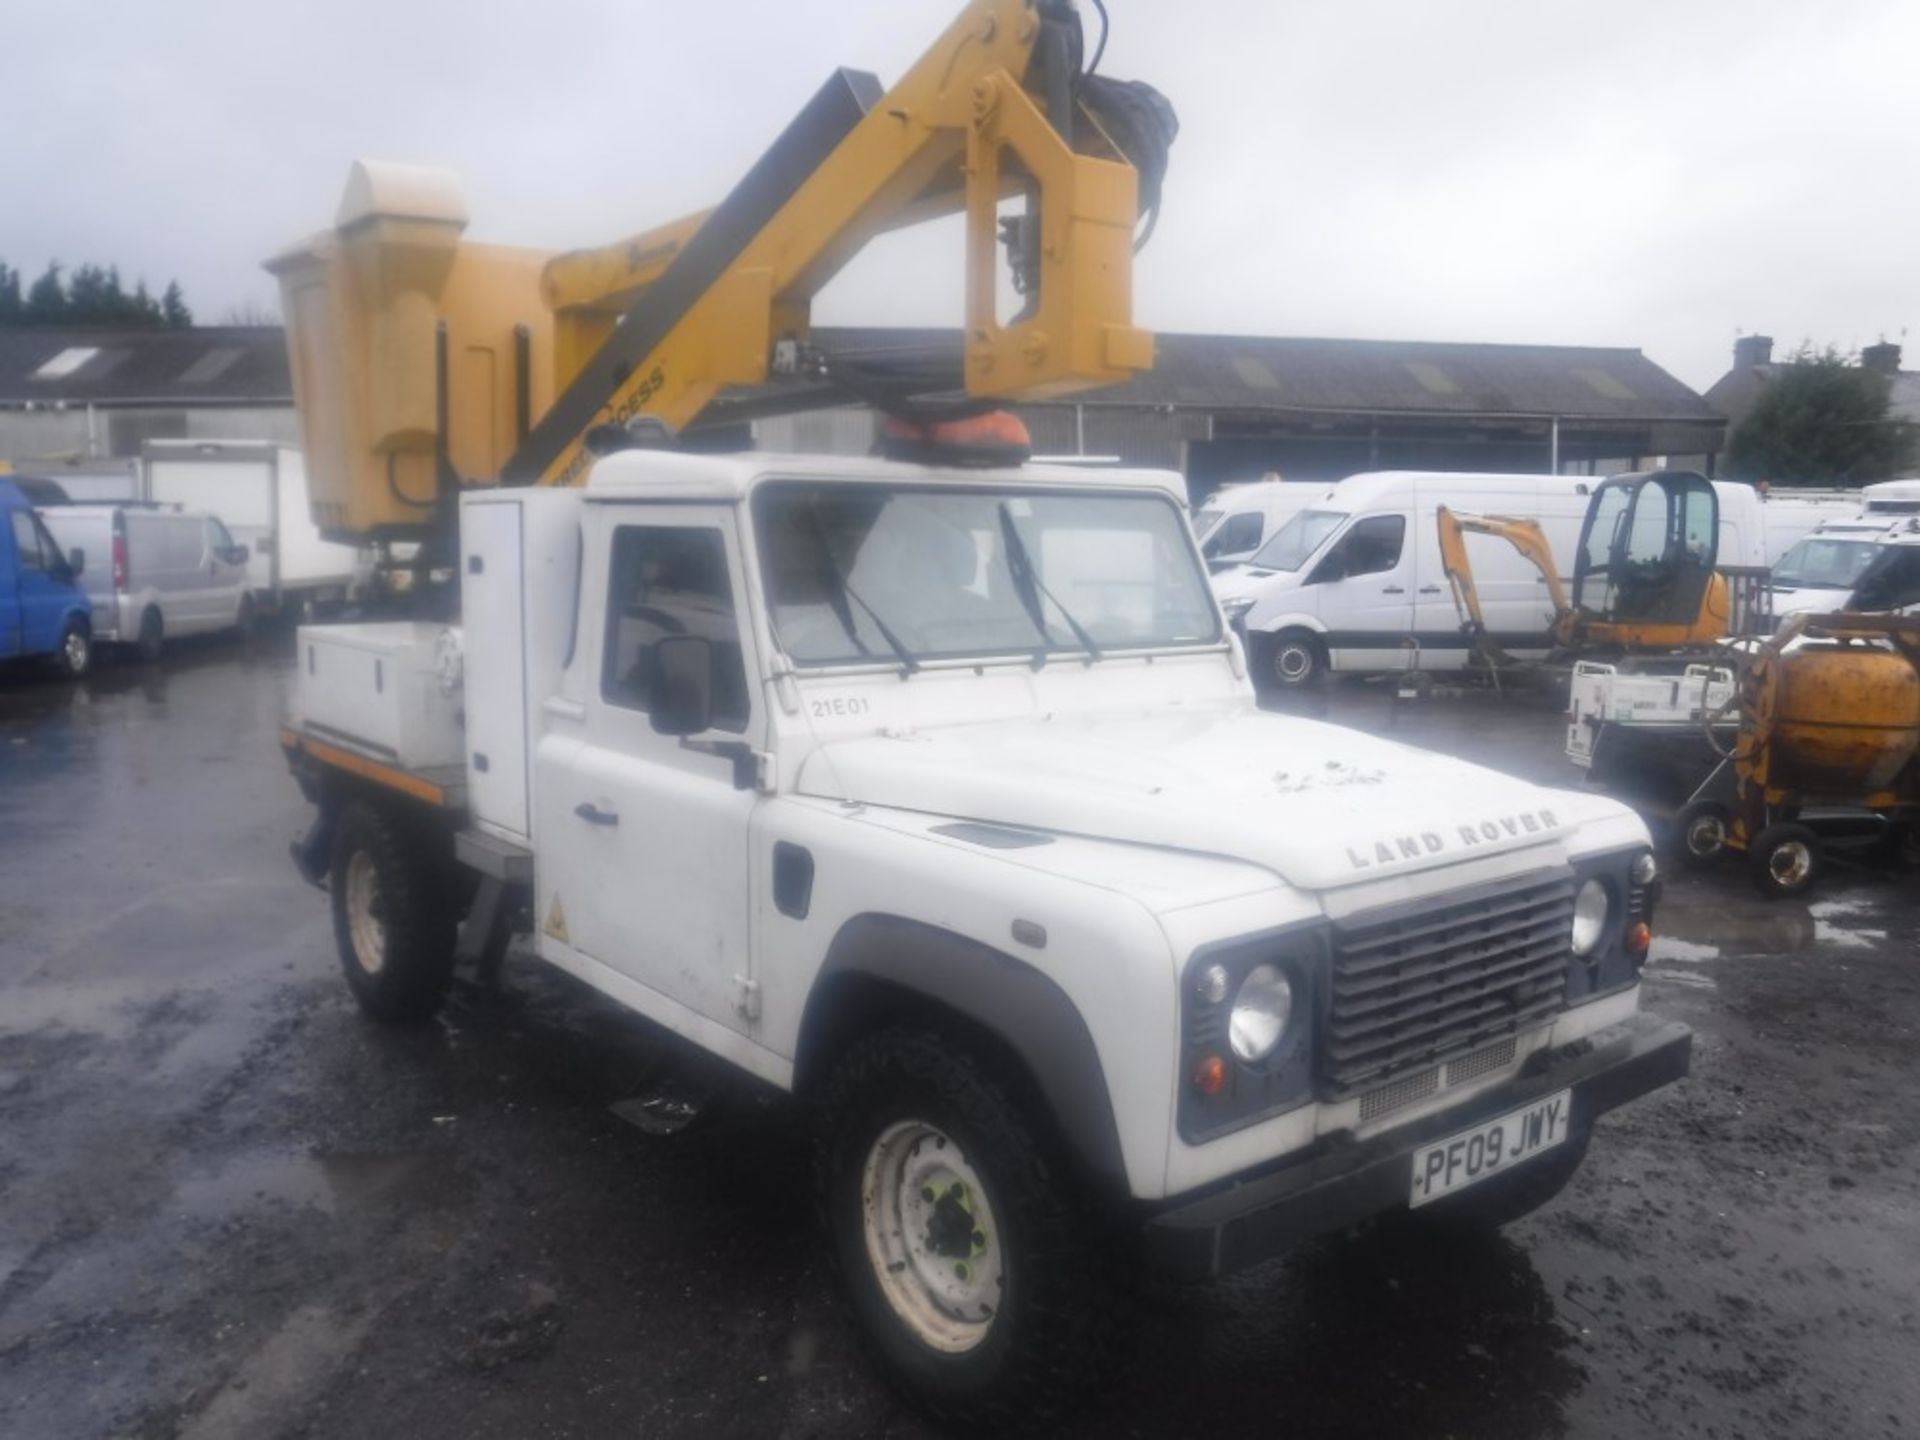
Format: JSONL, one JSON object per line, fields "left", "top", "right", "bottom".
{"left": 344, "top": 850, "right": 387, "bottom": 975}
{"left": 860, "top": 1119, "right": 1003, "bottom": 1354}
{"left": 1768, "top": 841, "right": 1813, "bottom": 888}
{"left": 63, "top": 631, "right": 87, "bottom": 671}
{"left": 1275, "top": 643, "right": 1313, "bottom": 683}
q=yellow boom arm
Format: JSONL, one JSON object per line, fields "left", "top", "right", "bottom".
{"left": 268, "top": 0, "right": 1166, "bottom": 542}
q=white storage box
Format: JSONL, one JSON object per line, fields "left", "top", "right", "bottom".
{"left": 293, "top": 621, "right": 464, "bottom": 771}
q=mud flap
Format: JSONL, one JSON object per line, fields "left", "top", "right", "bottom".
{"left": 290, "top": 808, "right": 336, "bottom": 888}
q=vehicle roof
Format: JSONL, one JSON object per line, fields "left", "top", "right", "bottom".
{"left": 40, "top": 502, "right": 199, "bottom": 519}
{"left": 583, "top": 450, "right": 1189, "bottom": 504}
{"left": 1299, "top": 470, "right": 1591, "bottom": 509}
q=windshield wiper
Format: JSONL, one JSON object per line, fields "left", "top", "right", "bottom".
{"left": 807, "top": 495, "right": 921, "bottom": 675}
{"left": 997, "top": 503, "right": 1103, "bottom": 661}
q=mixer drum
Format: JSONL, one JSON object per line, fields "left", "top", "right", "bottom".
{"left": 1764, "top": 647, "right": 1920, "bottom": 794}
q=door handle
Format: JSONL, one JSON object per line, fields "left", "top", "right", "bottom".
{"left": 1419, "top": 585, "right": 1445, "bottom": 595}
{"left": 573, "top": 801, "right": 619, "bottom": 828}
{"left": 1381, "top": 585, "right": 1406, "bottom": 595}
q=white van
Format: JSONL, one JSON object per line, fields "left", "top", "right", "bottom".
{"left": 1191, "top": 479, "right": 1319, "bottom": 572}
{"left": 143, "top": 441, "right": 365, "bottom": 617}
{"left": 38, "top": 504, "right": 254, "bottom": 660}
{"left": 1215, "top": 472, "right": 1604, "bottom": 687}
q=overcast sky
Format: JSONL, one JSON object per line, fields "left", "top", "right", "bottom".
{"left": 4, "top": 0, "right": 1915, "bottom": 390}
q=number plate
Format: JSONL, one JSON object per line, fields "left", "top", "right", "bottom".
{"left": 1408, "top": 1089, "right": 1571, "bottom": 1208}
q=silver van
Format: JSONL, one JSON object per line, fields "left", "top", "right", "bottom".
{"left": 37, "top": 504, "right": 253, "bottom": 660}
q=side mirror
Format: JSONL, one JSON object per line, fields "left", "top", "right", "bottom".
{"left": 66, "top": 547, "right": 85, "bottom": 577}
{"left": 222, "top": 544, "right": 250, "bottom": 566}
{"left": 651, "top": 635, "right": 715, "bottom": 736}
{"left": 1310, "top": 550, "right": 1348, "bottom": 584}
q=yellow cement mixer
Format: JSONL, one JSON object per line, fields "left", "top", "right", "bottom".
{"left": 1683, "top": 613, "right": 1920, "bottom": 896}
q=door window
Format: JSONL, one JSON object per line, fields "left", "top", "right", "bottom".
{"left": 1314, "top": 514, "right": 1405, "bottom": 582}
{"left": 1203, "top": 510, "right": 1264, "bottom": 559}
{"left": 601, "top": 525, "right": 750, "bottom": 733}
{"left": 11, "top": 512, "right": 46, "bottom": 572}
{"left": 205, "top": 517, "right": 236, "bottom": 554}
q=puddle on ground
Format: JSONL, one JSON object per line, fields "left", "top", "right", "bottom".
{"left": 174, "top": 1149, "right": 440, "bottom": 1221}
{"left": 0, "top": 980, "right": 153, "bottom": 1041}
{"left": 1649, "top": 936, "right": 1720, "bottom": 964}
{"left": 1809, "top": 897, "right": 1890, "bottom": 951}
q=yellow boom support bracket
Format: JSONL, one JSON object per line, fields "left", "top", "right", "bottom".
{"left": 268, "top": 0, "right": 1161, "bottom": 541}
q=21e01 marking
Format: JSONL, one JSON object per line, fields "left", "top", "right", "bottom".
{"left": 810, "top": 696, "right": 872, "bottom": 720}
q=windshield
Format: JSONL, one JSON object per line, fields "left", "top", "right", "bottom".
{"left": 754, "top": 482, "right": 1221, "bottom": 667}
{"left": 1772, "top": 537, "right": 1879, "bottom": 589}
{"left": 1248, "top": 509, "right": 1346, "bottom": 571}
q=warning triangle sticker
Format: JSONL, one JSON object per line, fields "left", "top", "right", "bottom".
{"left": 544, "top": 894, "right": 569, "bottom": 945}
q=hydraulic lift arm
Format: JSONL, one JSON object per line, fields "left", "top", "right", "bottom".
{"left": 268, "top": 0, "right": 1175, "bottom": 544}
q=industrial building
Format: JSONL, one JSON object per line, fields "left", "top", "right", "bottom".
{"left": 1, "top": 323, "right": 1726, "bottom": 502}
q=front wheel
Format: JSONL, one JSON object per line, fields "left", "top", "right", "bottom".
{"left": 1673, "top": 800, "right": 1731, "bottom": 868}
{"left": 52, "top": 619, "right": 91, "bottom": 679}
{"left": 1265, "top": 628, "right": 1326, "bottom": 689}
{"left": 329, "top": 801, "right": 456, "bottom": 1022}
{"left": 814, "top": 1029, "right": 1110, "bottom": 1431}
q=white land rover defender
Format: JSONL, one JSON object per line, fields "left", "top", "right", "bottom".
{"left": 281, "top": 451, "right": 1690, "bottom": 1425}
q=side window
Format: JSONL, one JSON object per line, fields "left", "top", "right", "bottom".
{"left": 601, "top": 525, "right": 750, "bottom": 734}
{"left": 1204, "top": 510, "right": 1264, "bottom": 558}
{"left": 1327, "top": 514, "right": 1406, "bottom": 580}
{"left": 11, "top": 512, "right": 45, "bottom": 572}
{"left": 206, "top": 517, "right": 235, "bottom": 553}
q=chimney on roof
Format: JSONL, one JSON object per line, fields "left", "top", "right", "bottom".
{"left": 1732, "top": 334, "right": 1773, "bottom": 370}
{"left": 1861, "top": 341, "right": 1903, "bottom": 376}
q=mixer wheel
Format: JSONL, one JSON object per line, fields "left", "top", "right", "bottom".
{"left": 1674, "top": 801, "right": 1732, "bottom": 868}
{"left": 1750, "top": 823, "right": 1821, "bottom": 899}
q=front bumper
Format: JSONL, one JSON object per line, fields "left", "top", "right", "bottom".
{"left": 1143, "top": 1013, "right": 1691, "bottom": 1280}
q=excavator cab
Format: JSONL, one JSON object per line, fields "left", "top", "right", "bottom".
{"left": 1569, "top": 470, "right": 1720, "bottom": 633}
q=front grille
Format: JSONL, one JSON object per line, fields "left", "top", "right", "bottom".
{"left": 1359, "top": 1066, "right": 1439, "bottom": 1123}
{"left": 1325, "top": 873, "right": 1574, "bottom": 1095}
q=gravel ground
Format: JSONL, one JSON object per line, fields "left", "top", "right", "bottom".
{"left": 0, "top": 642, "right": 1914, "bottom": 1439}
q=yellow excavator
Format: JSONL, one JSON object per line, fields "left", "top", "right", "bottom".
{"left": 266, "top": 0, "right": 1175, "bottom": 568}
{"left": 1436, "top": 469, "right": 1766, "bottom": 671}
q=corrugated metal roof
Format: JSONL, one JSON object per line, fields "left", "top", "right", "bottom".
{"left": 0, "top": 327, "right": 289, "bottom": 405}
{"left": 805, "top": 328, "right": 1718, "bottom": 421}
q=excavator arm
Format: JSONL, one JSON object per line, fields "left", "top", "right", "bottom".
{"left": 1435, "top": 506, "right": 1571, "bottom": 663}
{"left": 268, "top": 0, "right": 1174, "bottom": 544}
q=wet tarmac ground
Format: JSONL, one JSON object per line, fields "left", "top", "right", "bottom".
{"left": 1, "top": 641, "right": 1915, "bottom": 1439}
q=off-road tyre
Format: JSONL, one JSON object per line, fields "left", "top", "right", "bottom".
{"left": 329, "top": 800, "right": 456, "bottom": 1023}
{"left": 1408, "top": 1128, "right": 1592, "bottom": 1232}
{"left": 1750, "top": 822, "right": 1821, "bottom": 899}
{"left": 52, "top": 618, "right": 91, "bottom": 679}
{"left": 135, "top": 607, "right": 163, "bottom": 664}
{"left": 813, "top": 1027, "right": 1111, "bottom": 1433}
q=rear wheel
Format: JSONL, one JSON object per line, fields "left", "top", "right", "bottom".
{"left": 329, "top": 800, "right": 456, "bottom": 1022}
{"left": 135, "top": 607, "right": 163, "bottom": 664}
{"left": 1266, "top": 628, "right": 1326, "bottom": 688}
{"left": 235, "top": 593, "right": 257, "bottom": 640}
{"left": 1750, "top": 822, "right": 1820, "bottom": 899}
{"left": 52, "top": 619, "right": 91, "bottom": 679}
{"left": 814, "top": 1029, "right": 1110, "bottom": 1432}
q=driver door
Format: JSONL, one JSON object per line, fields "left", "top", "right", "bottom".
{"left": 1312, "top": 513, "right": 1414, "bottom": 672}
{"left": 535, "top": 503, "right": 762, "bottom": 1034}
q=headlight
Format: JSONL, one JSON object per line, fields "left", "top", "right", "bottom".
{"left": 1229, "top": 963, "right": 1293, "bottom": 1062}
{"left": 1570, "top": 878, "right": 1611, "bottom": 957}
{"left": 1222, "top": 596, "right": 1256, "bottom": 619}
{"left": 1630, "top": 851, "right": 1658, "bottom": 887}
